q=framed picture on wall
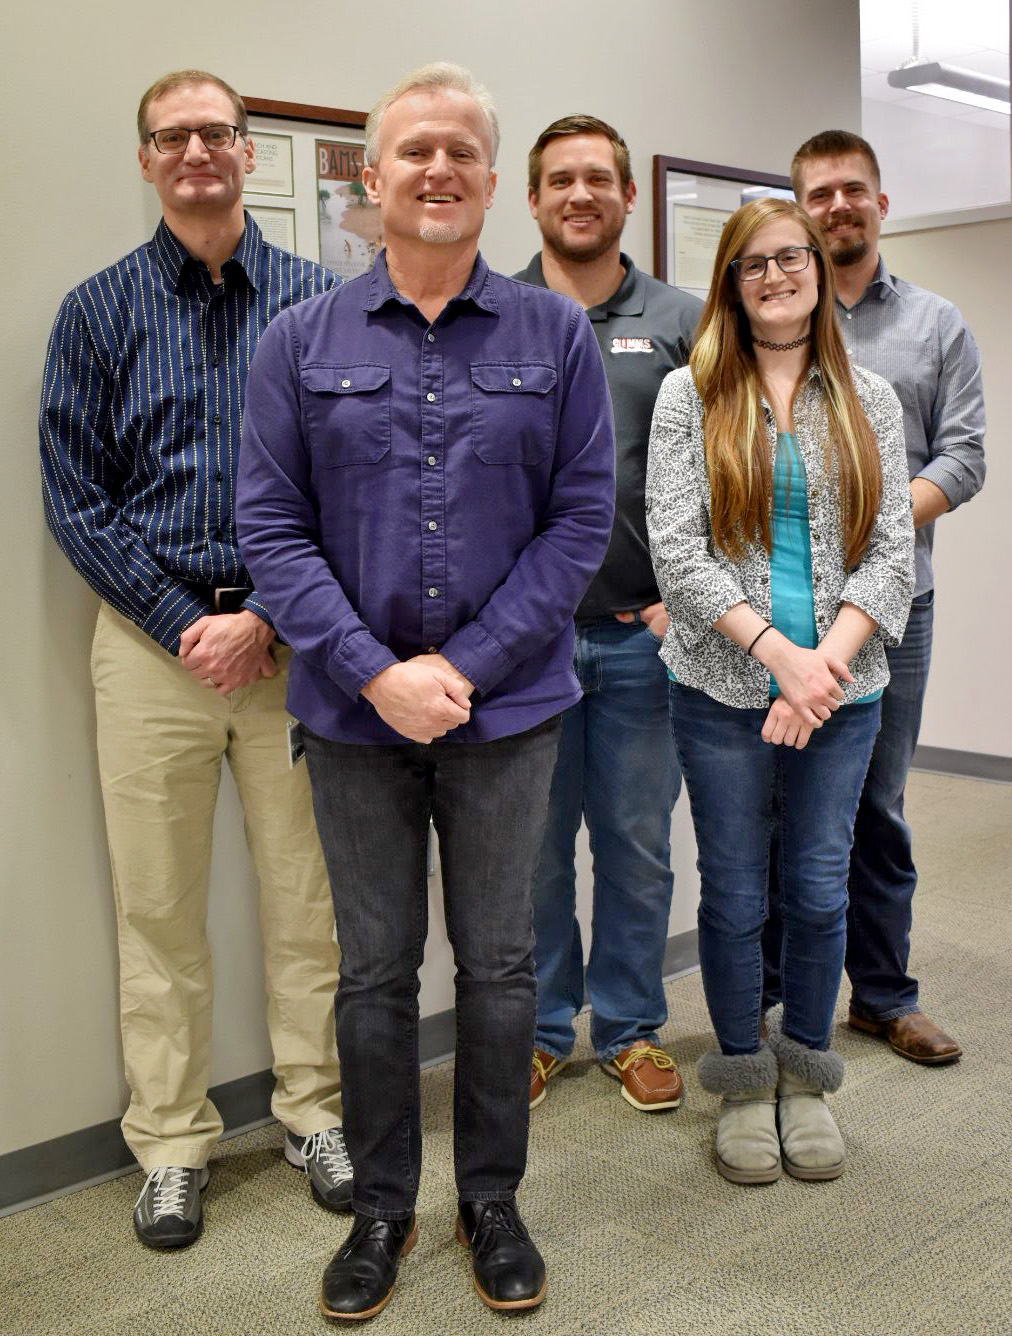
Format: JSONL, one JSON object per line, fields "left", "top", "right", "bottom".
{"left": 652, "top": 156, "right": 794, "bottom": 301}
{"left": 242, "top": 97, "right": 381, "bottom": 279}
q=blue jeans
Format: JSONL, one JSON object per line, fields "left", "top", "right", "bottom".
{"left": 669, "top": 684, "right": 881, "bottom": 1054}
{"left": 763, "top": 593, "right": 933, "bottom": 1021}
{"left": 532, "top": 619, "right": 681, "bottom": 1062}
{"left": 304, "top": 716, "right": 561, "bottom": 1219}
{"left": 847, "top": 591, "right": 934, "bottom": 1019}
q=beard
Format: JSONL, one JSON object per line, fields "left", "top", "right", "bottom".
{"left": 548, "top": 235, "right": 617, "bottom": 264}
{"left": 824, "top": 221, "right": 869, "bottom": 268}
{"left": 418, "top": 221, "right": 463, "bottom": 244}
{"left": 543, "top": 217, "right": 625, "bottom": 265}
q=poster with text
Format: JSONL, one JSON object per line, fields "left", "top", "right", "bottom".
{"left": 317, "top": 139, "right": 383, "bottom": 279}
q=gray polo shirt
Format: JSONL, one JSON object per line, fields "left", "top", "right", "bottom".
{"left": 838, "top": 257, "right": 985, "bottom": 596}
{"left": 515, "top": 253, "right": 702, "bottom": 619}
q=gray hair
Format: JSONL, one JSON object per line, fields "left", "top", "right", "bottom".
{"left": 364, "top": 62, "right": 500, "bottom": 167}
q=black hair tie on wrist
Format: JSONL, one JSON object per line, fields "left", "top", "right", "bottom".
{"left": 747, "top": 624, "right": 773, "bottom": 656}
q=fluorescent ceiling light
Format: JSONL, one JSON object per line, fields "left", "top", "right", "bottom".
{"left": 888, "top": 60, "right": 1011, "bottom": 115}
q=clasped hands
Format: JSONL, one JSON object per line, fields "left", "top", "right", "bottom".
{"left": 179, "top": 610, "right": 277, "bottom": 695}
{"left": 361, "top": 654, "right": 474, "bottom": 743}
{"left": 758, "top": 642, "right": 853, "bottom": 751}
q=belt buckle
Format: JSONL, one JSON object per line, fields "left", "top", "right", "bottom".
{"left": 213, "top": 586, "right": 252, "bottom": 614}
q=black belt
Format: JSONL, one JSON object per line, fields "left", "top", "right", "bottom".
{"left": 189, "top": 584, "right": 253, "bottom": 614}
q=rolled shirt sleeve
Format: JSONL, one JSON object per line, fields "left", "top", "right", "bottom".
{"left": 916, "top": 306, "right": 986, "bottom": 509}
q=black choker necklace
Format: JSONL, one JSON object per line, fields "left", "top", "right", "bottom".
{"left": 753, "top": 333, "right": 811, "bottom": 352}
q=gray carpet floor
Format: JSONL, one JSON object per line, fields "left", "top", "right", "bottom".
{"left": 2, "top": 771, "right": 1010, "bottom": 1336}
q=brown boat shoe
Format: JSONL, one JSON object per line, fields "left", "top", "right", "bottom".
{"left": 529, "top": 1049, "right": 566, "bottom": 1108}
{"left": 602, "top": 1040, "right": 683, "bottom": 1111}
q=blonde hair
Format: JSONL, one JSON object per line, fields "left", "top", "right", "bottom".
{"left": 365, "top": 62, "right": 499, "bottom": 167}
{"left": 137, "top": 70, "right": 247, "bottom": 143}
{"left": 689, "top": 198, "right": 881, "bottom": 569}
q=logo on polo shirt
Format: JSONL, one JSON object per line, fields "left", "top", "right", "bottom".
{"left": 610, "top": 337, "right": 654, "bottom": 354}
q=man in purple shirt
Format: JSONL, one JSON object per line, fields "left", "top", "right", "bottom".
{"left": 237, "top": 63, "right": 614, "bottom": 1322}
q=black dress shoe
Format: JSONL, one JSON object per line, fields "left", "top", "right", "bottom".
{"left": 455, "top": 1198, "right": 547, "bottom": 1311}
{"left": 320, "top": 1212, "right": 418, "bottom": 1321}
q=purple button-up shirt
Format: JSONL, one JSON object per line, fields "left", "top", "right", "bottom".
{"left": 237, "top": 251, "right": 615, "bottom": 743}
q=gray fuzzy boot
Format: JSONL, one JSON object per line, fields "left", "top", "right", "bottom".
{"left": 697, "top": 1045, "right": 780, "bottom": 1185}
{"left": 767, "top": 1017, "right": 845, "bottom": 1182}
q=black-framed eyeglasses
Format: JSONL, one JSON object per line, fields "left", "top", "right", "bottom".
{"left": 730, "top": 245, "right": 815, "bottom": 282}
{"left": 148, "top": 124, "right": 241, "bottom": 154}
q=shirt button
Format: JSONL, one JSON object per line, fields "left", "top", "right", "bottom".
{"left": 426, "top": 391, "right": 436, "bottom": 402}
{"left": 342, "top": 378, "right": 352, "bottom": 388}
{"left": 846, "top": 312, "right": 852, "bottom": 320}
{"left": 512, "top": 377, "right": 522, "bottom": 387}
{"left": 427, "top": 455, "right": 437, "bottom": 466}
{"left": 212, "top": 356, "right": 219, "bottom": 367}
{"left": 428, "top": 587, "right": 439, "bottom": 598}
{"left": 213, "top": 413, "right": 221, "bottom": 424}
{"left": 427, "top": 333, "right": 435, "bottom": 343}
{"left": 427, "top": 645, "right": 437, "bottom": 653}
{"left": 427, "top": 521, "right": 438, "bottom": 531}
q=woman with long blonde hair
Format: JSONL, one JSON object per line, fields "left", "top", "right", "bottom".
{"left": 646, "top": 198, "right": 913, "bottom": 1185}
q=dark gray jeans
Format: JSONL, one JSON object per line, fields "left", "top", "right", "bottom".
{"left": 304, "top": 715, "right": 562, "bottom": 1220}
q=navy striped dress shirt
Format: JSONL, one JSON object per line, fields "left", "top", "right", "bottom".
{"left": 40, "top": 214, "right": 336, "bottom": 652}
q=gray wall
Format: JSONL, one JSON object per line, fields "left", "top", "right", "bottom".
{"left": 1, "top": 0, "right": 864, "bottom": 1156}
{"left": 880, "top": 220, "right": 1012, "bottom": 759}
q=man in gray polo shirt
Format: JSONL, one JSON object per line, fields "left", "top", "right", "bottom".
{"left": 764, "top": 129, "right": 985, "bottom": 1064}
{"left": 516, "top": 116, "right": 701, "bottom": 1111}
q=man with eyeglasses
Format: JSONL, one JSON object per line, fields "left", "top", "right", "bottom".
{"left": 763, "top": 129, "right": 986, "bottom": 1065}
{"left": 40, "top": 69, "right": 349, "bottom": 1250}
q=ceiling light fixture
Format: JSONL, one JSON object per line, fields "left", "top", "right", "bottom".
{"left": 887, "top": 1, "right": 1010, "bottom": 116}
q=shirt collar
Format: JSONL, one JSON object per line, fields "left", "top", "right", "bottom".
{"left": 835, "top": 254, "right": 898, "bottom": 312}
{"left": 516, "top": 252, "right": 644, "bottom": 320}
{"left": 363, "top": 249, "right": 499, "bottom": 316}
{"left": 587, "top": 255, "right": 644, "bottom": 320}
{"left": 868, "top": 254, "right": 899, "bottom": 300}
{"left": 151, "top": 210, "right": 263, "bottom": 293}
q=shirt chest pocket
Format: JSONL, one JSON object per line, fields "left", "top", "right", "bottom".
{"left": 469, "top": 362, "right": 557, "bottom": 465}
{"left": 301, "top": 364, "right": 391, "bottom": 466}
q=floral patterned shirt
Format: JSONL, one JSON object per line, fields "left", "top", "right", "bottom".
{"left": 645, "top": 363, "right": 915, "bottom": 709}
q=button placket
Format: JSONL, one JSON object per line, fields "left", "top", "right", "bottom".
{"left": 204, "top": 297, "right": 228, "bottom": 555}
{"left": 419, "top": 343, "right": 446, "bottom": 646}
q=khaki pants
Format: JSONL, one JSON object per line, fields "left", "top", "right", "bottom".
{"left": 91, "top": 604, "right": 341, "bottom": 1171}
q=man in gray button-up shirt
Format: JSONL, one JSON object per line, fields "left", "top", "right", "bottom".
{"left": 764, "top": 129, "right": 986, "bottom": 1066}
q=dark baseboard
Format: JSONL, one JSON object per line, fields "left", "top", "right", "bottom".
{"left": 0, "top": 928, "right": 702, "bottom": 1216}
{"left": 912, "top": 745, "right": 1012, "bottom": 784}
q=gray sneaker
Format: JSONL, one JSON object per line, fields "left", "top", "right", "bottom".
{"left": 132, "top": 1165, "right": 210, "bottom": 1249}
{"left": 285, "top": 1125, "right": 353, "bottom": 1212}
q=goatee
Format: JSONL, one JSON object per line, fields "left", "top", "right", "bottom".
{"left": 828, "top": 235, "right": 869, "bottom": 268}
{"left": 419, "top": 222, "right": 463, "bottom": 244}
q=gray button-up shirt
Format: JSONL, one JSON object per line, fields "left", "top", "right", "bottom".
{"left": 838, "top": 257, "right": 986, "bottom": 596}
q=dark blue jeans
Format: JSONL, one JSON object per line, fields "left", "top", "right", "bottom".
{"left": 304, "top": 716, "right": 561, "bottom": 1219}
{"left": 532, "top": 619, "right": 681, "bottom": 1061}
{"left": 669, "top": 684, "right": 880, "bottom": 1054}
{"left": 764, "top": 592, "right": 933, "bottom": 1020}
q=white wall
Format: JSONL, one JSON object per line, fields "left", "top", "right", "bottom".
{"left": 0, "top": 0, "right": 861, "bottom": 1156}
{"left": 880, "top": 219, "right": 1012, "bottom": 758}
